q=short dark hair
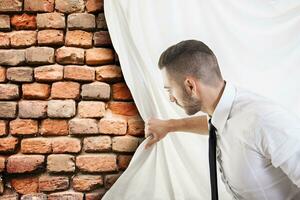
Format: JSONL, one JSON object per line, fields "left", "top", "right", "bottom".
{"left": 158, "top": 40, "right": 223, "bottom": 86}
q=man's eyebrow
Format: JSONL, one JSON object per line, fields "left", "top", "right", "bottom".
{"left": 164, "top": 86, "right": 170, "bottom": 89}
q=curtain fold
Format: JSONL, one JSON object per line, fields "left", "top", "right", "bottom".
{"left": 102, "top": 0, "right": 300, "bottom": 199}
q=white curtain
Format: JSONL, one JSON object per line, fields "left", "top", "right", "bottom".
{"left": 102, "top": 0, "right": 300, "bottom": 199}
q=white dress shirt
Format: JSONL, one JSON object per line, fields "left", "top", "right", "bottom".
{"left": 210, "top": 80, "right": 300, "bottom": 200}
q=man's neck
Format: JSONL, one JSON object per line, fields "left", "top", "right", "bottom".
{"left": 205, "top": 80, "right": 226, "bottom": 117}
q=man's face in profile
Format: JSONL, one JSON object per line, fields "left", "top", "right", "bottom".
{"left": 161, "top": 68, "right": 202, "bottom": 115}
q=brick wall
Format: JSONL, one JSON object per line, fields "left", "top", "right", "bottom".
{"left": 0, "top": 0, "right": 145, "bottom": 199}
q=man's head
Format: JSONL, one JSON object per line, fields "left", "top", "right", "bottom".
{"left": 158, "top": 39, "right": 224, "bottom": 115}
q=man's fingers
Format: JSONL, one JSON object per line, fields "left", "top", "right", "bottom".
{"left": 145, "top": 123, "right": 155, "bottom": 138}
{"left": 145, "top": 139, "right": 156, "bottom": 149}
{"left": 144, "top": 134, "right": 159, "bottom": 149}
{"left": 144, "top": 126, "right": 152, "bottom": 138}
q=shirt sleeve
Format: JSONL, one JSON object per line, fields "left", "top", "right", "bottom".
{"left": 255, "top": 109, "right": 300, "bottom": 168}
{"left": 279, "top": 149, "right": 300, "bottom": 188}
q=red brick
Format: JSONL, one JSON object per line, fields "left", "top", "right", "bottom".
{"left": 99, "top": 118, "right": 127, "bottom": 135}
{"left": 69, "top": 118, "right": 99, "bottom": 135}
{"left": 64, "top": 65, "right": 95, "bottom": 81}
{"left": 56, "top": 47, "right": 84, "bottom": 65}
{"left": 86, "top": 48, "right": 114, "bottom": 65}
{"left": 10, "top": 31, "right": 37, "bottom": 48}
{"left": 78, "top": 101, "right": 106, "bottom": 118}
{"left": 0, "top": 194, "right": 19, "bottom": 200}
{"left": 22, "top": 83, "right": 50, "bottom": 100}
{"left": 83, "top": 136, "right": 111, "bottom": 152}
{"left": 24, "top": 0, "right": 54, "bottom": 12}
{"left": 72, "top": 175, "right": 103, "bottom": 192}
{"left": 38, "top": 30, "right": 64, "bottom": 46}
{"left": 7, "top": 155, "right": 44, "bottom": 173}
{"left": 21, "top": 193, "right": 47, "bottom": 200}
{"left": 0, "top": 49, "right": 25, "bottom": 66}
{"left": 11, "top": 14, "right": 36, "bottom": 30}
{"left": 0, "top": 66, "right": 6, "bottom": 82}
{"left": 6, "top": 67, "right": 33, "bottom": 82}
{"left": 85, "top": 190, "right": 106, "bottom": 200}
{"left": 0, "top": 137, "right": 18, "bottom": 153}
{"left": 118, "top": 155, "right": 133, "bottom": 170}
{"left": 81, "top": 82, "right": 110, "bottom": 100}
{"left": 38, "top": 175, "right": 69, "bottom": 192}
{"left": 65, "top": 30, "right": 93, "bottom": 48}
{"left": 10, "top": 119, "right": 38, "bottom": 136}
{"left": 47, "top": 100, "right": 76, "bottom": 118}
{"left": 86, "top": 0, "right": 103, "bottom": 13}
{"left": 76, "top": 154, "right": 117, "bottom": 173}
{"left": 37, "top": 13, "right": 65, "bottom": 29}
{"left": 95, "top": 65, "right": 123, "bottom": 82}
{"left": 0, "top": 15, "right": 10, "bottom": 30}
{"left": 34, "top": 64, "right": 63, "bottom": 82}
{"left": 94, "top": 31, "right": 111, "bottom": 47}
{"left": 47, "top": 154, "right": 75, "bottom": 173}
{"left": 55, "top": 0, "right": 84, "bottom": 13}
{"left": 112, "top": 82, "right": 133, "bottom": 100}
{"left": 21, "top": 138, "right": 52, "bottom": 154}
{"left": 0, "top": 156, "right": 5, "bottom": 172}
{"left": 127, "top": 116, "right": 145, "bottom": 136}
{"left": 0, "top": 32, "right": 10, "bottom": 48}
{"left": 51, "top": 81, "right": 80, "bottom": 99}
{"left": 96, "top": 13, "right": 107, "bottom": 29}
{"left": 68, "top": 13, "right": 95, "bottom": 30}
{"left": 0, "top": 0, "right": 23, "bottom": 12}
{"left": 0, "top": 120, "right": 8, "bottom": 136}
{"left": 18, "top": 100, "right": 47, "bottom": 119}
{"left": 112, "top": 135, "right": 139, "bottom": 152}
{"left": 11, "top": 177, "right": 38, "bottom": 195}
{"left": 0, "top": 84, "right": 19, "bottom": 100}
{"left": 0, "top": 101, "right": 17, "bottom": 118}
{"left": 108, "top": 102, "right": 139, "bottom": 116}
{"left": 40, "top": 119, "right": 68, "bottom": 136}
{"left": 47, "top": 192, "right": 83, "bottom": 200}
{"left": 51, "top": 137, "right": 81, "bottom": 153}
{"left": 104, "top": 173, "right": 121, "bottom": 189}
{"left": 26, "top": 47, "right": 55, "bottom": 65}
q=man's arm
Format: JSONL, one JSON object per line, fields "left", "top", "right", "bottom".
{"left": 167, "top": 115, "right": 209, "bottom": 135}
{"left": 255, "top": 112, "right": 300, "bottom": 187}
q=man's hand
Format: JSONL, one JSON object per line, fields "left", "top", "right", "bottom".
{"left": 144, "top": 118, "right": 172, "bottom": 149}
{"left": 144, "top": 115, "right": 209, "bottom": 150}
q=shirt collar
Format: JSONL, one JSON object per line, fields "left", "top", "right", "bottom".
{"left": 210, "top": 80, "right": 236, "bottom": 134}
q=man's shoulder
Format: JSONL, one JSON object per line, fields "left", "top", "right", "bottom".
{"left": 232, "top": 86, "right": 277, "bottom": 112}
{"left": 230, "top": 86, "right": 297, "bottom": 124}
{"left": 235, "top": 87, "right": 300, "bottom": 127}
{"left": 234, "top": 85, "right": 272, "bottom": 102}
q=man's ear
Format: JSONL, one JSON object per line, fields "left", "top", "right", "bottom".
{"left": 184, "top": 77, "right": 197, "bottom": 96}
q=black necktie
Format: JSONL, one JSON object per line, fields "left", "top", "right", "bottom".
{"left": 208, "top": 118, "right": 218, "bottom": 200}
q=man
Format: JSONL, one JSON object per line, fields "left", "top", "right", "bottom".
{"left": 144, "top": 40, "right": 300, "bottom": 199}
